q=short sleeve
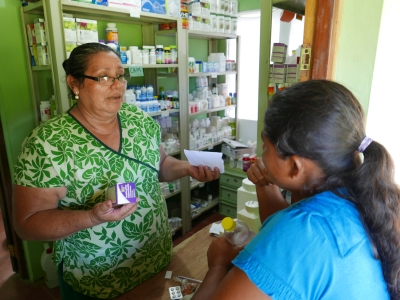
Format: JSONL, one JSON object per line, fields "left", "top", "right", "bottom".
{"left": 14, "top": 129, "right": 65, "bottom": 188}
{"left": 233, "top": 208, "right": 336, "bottom": 300}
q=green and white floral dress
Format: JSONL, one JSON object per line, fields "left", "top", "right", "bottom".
{"left": 14, "top": 103, "right": 172, "bottom": 298}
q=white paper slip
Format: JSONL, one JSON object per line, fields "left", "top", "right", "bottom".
{"left": 209, "top": 222, "right": 223, "bottom": 237}
{"left": 184, "top": 150, "right": 224, "bottom": 174}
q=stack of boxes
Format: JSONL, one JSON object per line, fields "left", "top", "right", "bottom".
{"left": 63, "top": 17, "right": 99, "bottom": 58}
{"left": 189, "top": 0, "right": 237, "bottom": 34}
{"left": 269, "top": 43, "right": 300, "bottom": 85}
{"left": 25, "top": 18, "right": 49, "bottom": 66}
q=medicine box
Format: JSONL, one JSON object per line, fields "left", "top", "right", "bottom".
{"left": 189, "top": 1, "right": 211, "bottom": 17}
{"left": 222, "top": 143, "right": 253, "bottom": 159}
{"left": 107, "top": 183, "right": 137, "bottom": 205}
{"left": 37, "top": 45, "right": 49, "bottom": 66}
{"left": 63, "top": 17, "right": 77, "bottom": 43}
{"left": 166, "top": 0, "right": 180, "bottom": 17}
{"left": 109, "top": 0, "right": 141, "bottom": 10}
{"left": 141, "top": 0, "right": 166, "bottom": 14}
{"left": 92, "top": 0, "right": 109, "bottom": 5}
{"left": 26, "top": 23, "right": 36, "bottom": 46}
{"left": 34, "top": 18, "right": 46, "bottom": 45}
{"left": 76, "top": 18, "right": 98, "bottom": 44}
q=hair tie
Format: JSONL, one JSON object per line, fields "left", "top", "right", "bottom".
{"left": 358, "top": 137, "right": 373, "bottom": 153}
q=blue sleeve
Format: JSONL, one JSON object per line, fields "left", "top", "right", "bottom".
{"left": 233, "top": 208, "right": 336, "bottom": 300}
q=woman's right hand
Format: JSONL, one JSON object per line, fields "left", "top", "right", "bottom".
{"left": 247, "top": 157, "right": 273, "bottom": 186}
{"left": 89, "top": 200, "right": 140, "bottom": 226}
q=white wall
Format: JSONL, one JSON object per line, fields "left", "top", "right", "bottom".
{"left": 366, "top": 0, "right": 400, "bottom": 183}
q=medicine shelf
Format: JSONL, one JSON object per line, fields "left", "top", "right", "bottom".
{"left": 188, "top": 71, "right": 237, "bottom": 77}
{"left": 60, "top": 0, "right": 179, "bottom": 25}
{"left": 192, "top": 139, "right": 235, "bottom": 152}
{"left": 123, "top": 64, "right": 178, "bottom": 69}
{"left": 164, "top": 189, "right": 181, "bottom": 199}
{"left": 31, "top": 65, "right": 52, "bottom": 71}
{"left": 189, "top": 105, "right": 236, "bottom": 116}
{"left": 192, "top": 198, "right": 219, "bottom": 220}
{"left": 188, "top": 30, "right": 237, "bottom": 40}
{"left": 147, "top": 108, "right": 179, "bottom": 117}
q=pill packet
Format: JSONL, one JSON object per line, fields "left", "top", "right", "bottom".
{"left": 173, "top": 276, "right": 200, "bottom": 296}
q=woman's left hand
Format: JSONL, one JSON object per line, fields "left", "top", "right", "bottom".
{"left": 189, "top": 165, "right": 220, "bottom": 182}
{"left": 207, "top": 236, "right": 243, "bottom": 270}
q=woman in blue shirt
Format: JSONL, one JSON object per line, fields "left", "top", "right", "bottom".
{"left": 193, "top": 80, "right": 399, "bottom": 300}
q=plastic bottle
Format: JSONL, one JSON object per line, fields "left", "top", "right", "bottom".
{"left": 106, "top": 23, "right": 119, "bottom": 50}
{"left": 41, "top": 243, "right": 59, "bottom": 288}
{"left": 147, "top": 84, "right": 154, "bottom": 98}
{"left": 231, "top": 92, "right": 237, "bottom": 105}
{"left": 135, "top": 86, "right": 141, "bottom": 100}
{"left": 242, "top": 154, "right": 251, "bottom": 172}
{"left": 221, "top": 217, "right": 255, "bottom": 247}
{"left": 124, "top": 89, "right": 136, "bottom": 105}
{"left": 170, "top": 45, "right": 177, "bottom": 63}
{"left": 156, "top": 45, "right": 164, "bottom": 64}
{"left": 40, "top": 100, "right": 51, "bottom": 121}
{"left": 164, "top": 46, "right": 171, "bottom": 64}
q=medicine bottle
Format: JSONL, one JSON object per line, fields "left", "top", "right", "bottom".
{"left": 242, "top": 154, "right": 251, "bottom": 172}
{"left": 170, "top": 45, "right": 177, "bottom": 64}
{"left": 163, "top": 46, "right": 171, "bottom": 64}
{"left": 155, "top": 45, "right": 164, "bottom": 64}
{"left": 40, "top": 100, "right": 51, "bottom": 122}
{"left": 221, "top": 217, "right": 255, "bottom": 247}
{"left": 106, "top": 23, "right": 119, "bottom": 47}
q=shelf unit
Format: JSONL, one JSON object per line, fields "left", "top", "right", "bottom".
{"left": 21, "top": 0, "right": 239, "bottom": 235}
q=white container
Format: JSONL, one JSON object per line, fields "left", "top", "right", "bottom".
{"left": 41, "top": 243, "right": 59, "bottom": 288}
{"left": 149, "top": 49, "right": 156, "bottom": 64}
{"left": 211, "top": 14, "right": 217, "bottom": 32}
{"left": 40, "top": 100, "right": 51, "bottom": 121}
{"left": 130, "top": 46, "right": 142, "bottom": 64}
{"left": 142, "top": 49, "right": 149, "bottom": 64}
{"left": 124, "top": 89, "right": 136, "bottom": 105}
{"left": 237, "top": 178, "right": 258, "bottom": 213}
{"left": 237, "top": 201, "right": 261, "bottom": 234}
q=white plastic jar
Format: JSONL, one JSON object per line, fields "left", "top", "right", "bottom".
{"left": 40, "top": 100, "right": 51, "bottom": 121}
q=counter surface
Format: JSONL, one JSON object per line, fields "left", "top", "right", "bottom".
{"left": 114, "top": 224, "right": 215, "bottom": 300}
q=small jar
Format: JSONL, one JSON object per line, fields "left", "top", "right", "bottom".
{"left": 242, "top": 154, "right": 251, "bottom": 172}
{"left": 40, "top": 100, "right": 51, "bottom": 122}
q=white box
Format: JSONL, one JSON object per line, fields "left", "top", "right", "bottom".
{"left": 76, "top": 18, "right": 99, "bottom": 44}
{"left": 221, "top": 143, "right": 252, "bottom": 159}
{"left": 34, "top": 18, "right": 46, "bottom": 45}
{"left": 192, "top": 15, "right": 203, "bottom": 31}
{"left": 166, "top": 0, "right": 180, "bottom": 17}
{"left": 216, "top": 14, "right": 224, "bottom": 33}
{"left": 37, "top": 45, "right": 49, "bottom": 65}
{"left": 63, "top": 17, "right": 77, "bottom": 43}
{"left": 26, "top": 23, "right": 35, "bottom": 46}
{"left": 65, "top": 42, "right": 78, "bottom": 59}
{"left": 141, "top": 0, "right": 166, "bottom": 14}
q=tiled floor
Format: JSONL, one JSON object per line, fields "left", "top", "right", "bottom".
{"left": 0, "top": 208, "right": 224, "bottom": 300}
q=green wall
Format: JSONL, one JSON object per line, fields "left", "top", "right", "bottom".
{"left": 238, "top": 0, "right": 261, "bottom": 12}
{"left": 332, "top": 0, "right": 384, "bottom": 115}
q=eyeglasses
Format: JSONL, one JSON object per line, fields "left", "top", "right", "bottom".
{"left": 78, "top": 74, "right": 131, "bottom": 86}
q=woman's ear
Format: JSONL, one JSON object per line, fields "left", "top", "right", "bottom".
{"left": 286, "top": 155, "right": 305, "bottom": 181}
{"left": 67, "top": 75, "right": 79, "bottom": 92}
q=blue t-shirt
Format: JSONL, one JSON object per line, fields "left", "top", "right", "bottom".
{"left": 233, "top": 191, "right": 389, "bottom": 300}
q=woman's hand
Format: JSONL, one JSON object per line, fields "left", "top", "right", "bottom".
{"left": 189, "top": 165, "right": 220, "bottom": 182}
{"left": 247, "top": 158, "right": 273, "bottom": 186}
{"left": 207, "top": 236, "right": 243, "bottom": 270}
{"left": 89, "top": 200, "right": 140, "bottom": 226}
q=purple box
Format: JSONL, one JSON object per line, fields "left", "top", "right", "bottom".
{"left": 107, "top": 182, "right": 137, "bottom": 205}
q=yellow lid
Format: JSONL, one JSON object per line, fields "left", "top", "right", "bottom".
{"left": 221, "top": 217, "right": 236, "bottom": 232}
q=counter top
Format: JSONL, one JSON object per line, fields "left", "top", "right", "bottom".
{"left": 114, "top": 224, "right": 215, "bottom": 300}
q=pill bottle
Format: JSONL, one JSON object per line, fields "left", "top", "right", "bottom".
{"left": 149, "top": 49, "right": 156, "bottom": 64}
{"left": 163, "top": 46, "right": 171, "bottom": 64}
{"left": 242, "top": 154, "right": 251, "bottom": 172}
{"left": 106, "top": 23, "right": 119, "bottom": 47}
{"left": 147, "top": 84, "right": 154, "bottom": 98}
{"left": 40, "top": 100, "right": 51, "bottom": 122}
{"left": 156, "top": 45, "right": 164, "bottom": 64}
{"left": 170, "top": 45, "right": 177, "bottom": 63}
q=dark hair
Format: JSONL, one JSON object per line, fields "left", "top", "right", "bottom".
{"left": 264, "top": 80, "right": 400, "bottom": 299}
{"left": 62, "top": 43, "right": 118, "bottom": 99}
